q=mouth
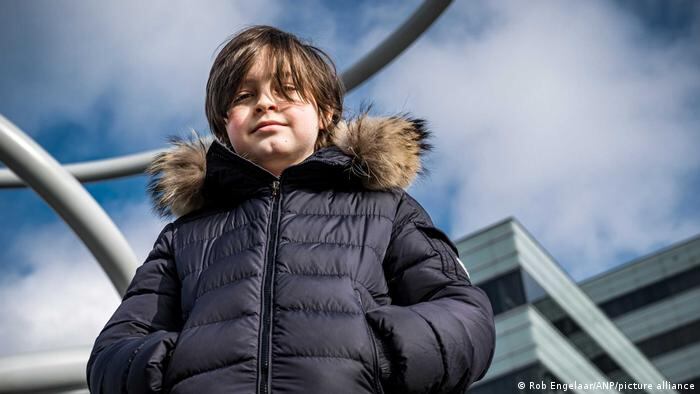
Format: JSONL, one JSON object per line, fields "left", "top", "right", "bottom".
{"left": 253, "top": 121, "right": 286, "bottom": 133}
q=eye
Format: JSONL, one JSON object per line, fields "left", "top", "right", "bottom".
{"left": 279, "top": 84, "right": 302, "bottom": 102}
{"left": 276, "top": 82, "right": 298, "bottom": 94}
{"left": 233, "top": 92, "right": 252, "bottom": 103}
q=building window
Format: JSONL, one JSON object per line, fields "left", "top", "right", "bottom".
{"left": 592, "top": 318, "right": 700, "bottom": 377}
{"left": 479, "top": 269, "right": 527, "bottom": 316}
{"left": 549, "top": 264, "right": 700, "bottom": 336}
{"left": 637, "top": 318, "right": 700, "bottom": 358}
{"left": 599, "top": 264, "right": 700, "bottom": 319}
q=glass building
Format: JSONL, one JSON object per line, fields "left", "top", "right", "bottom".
{"left": 463, "top": 217, "right": 699, "bottom": 394}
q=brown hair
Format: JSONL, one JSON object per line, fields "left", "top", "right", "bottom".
{"left": 205, "top": 25, "right": 345, "bottom": 151}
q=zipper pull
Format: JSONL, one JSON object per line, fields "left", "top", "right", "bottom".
{"left": 271, "top": 180, "right": 280, "bottom": 197}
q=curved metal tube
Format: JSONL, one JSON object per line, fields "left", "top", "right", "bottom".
{"left": 0, "top": 348, "right": 89, "bottom": 393}
{"left": 0, "top": 148, "right": 164, "bottom": 188}
{"left": 0, "top": 115, "right": 138, "bottom": 295}
{"left": 342, "top": 0, "right": 453, "bottom": 91}
{"left": 0, "top": 0, "right": 454, "bottom": 188}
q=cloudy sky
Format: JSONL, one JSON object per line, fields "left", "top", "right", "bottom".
{"left": 1, "top": 0, "right": 699, "bottom": 357}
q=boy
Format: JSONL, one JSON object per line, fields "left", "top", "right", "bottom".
{"left": 87, "top": 25, "right": 495, "bottom": 394}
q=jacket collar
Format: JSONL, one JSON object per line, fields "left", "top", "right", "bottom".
{"left": 147, "top": 114, "right": 432, "bottom": 218}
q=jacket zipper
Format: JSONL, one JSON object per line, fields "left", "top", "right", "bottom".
{"left": 355, "top": 291, "right": 384, "bottom": 394}
{"left": 258, "top": 180, "right": 282, "bottom": 394}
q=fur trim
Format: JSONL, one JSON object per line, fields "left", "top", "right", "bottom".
{"left": 147, "top": 115, "right": 431, "bottom": 217}
{"left": 146, "top": 132, "right": 212, "bottom": 218}
{"left": 332, "top": 114, "right": 431, "bottom": 190}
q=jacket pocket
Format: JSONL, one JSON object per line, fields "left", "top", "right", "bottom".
{"left": 354, "top": 289, "right": 385, "bottom": 394}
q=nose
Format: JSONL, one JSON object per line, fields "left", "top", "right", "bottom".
{"left": 255, "top": 91, "right": 278, "bottom": 114}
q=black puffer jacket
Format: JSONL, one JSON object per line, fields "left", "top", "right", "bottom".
{"left": 87, "top": 115, "right": 495, "bottom": 394}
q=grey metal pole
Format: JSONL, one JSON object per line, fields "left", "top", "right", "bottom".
{"left": 342, "top": 0, "right": 454, "bottom": 91}
{"left": 0, "top": 115, "right": 138, "bottom": 294}
{"left": 0, "top": 148, "right": 164, "bottom": 188}
{"left": 0, "top": 348, "right": 89, "bottom": 393}
{"left": 0, "top": 0, "right": 454, "bottom": 188}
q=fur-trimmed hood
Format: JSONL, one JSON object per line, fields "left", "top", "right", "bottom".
{"left": 147, "top": 114, "right": 431, "bottom": 218}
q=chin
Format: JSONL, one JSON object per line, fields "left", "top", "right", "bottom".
{"left": 259, "top": 140, "right": 295, "bottom": 154}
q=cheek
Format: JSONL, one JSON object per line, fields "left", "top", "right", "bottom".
{"left": 288, "top": 105, "right": 320, "bottom": 131}
{"left": 225, "top": 112, "right": 248, "bottom": 140}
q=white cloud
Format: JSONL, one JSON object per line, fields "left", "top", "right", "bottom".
{"left": 0, "top": 202, "right": 165, "bottom": 357}
{"left": 370, "top": 0, "right": 700, "bottom": 279}
{"left": 1, "top": 0, "right": 280, "bottom": 147}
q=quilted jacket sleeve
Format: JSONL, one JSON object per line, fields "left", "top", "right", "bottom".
{"left": 86, "top": 223, "right": 182, "bottom": 394}
{"left": 366, "top": 192, "right": 495, "bottom": 393}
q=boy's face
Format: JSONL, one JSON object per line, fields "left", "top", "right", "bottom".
{"left": 224, "top": 56, "right": 323, "bottom": 177}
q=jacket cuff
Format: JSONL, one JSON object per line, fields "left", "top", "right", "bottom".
{"left": 126, "top": 330, "right": 179, "bottom": 394}
{"left": 366, "top": 305, "right": 445, "bottom": 393}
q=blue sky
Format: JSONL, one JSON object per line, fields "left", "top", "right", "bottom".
{"left": 1, "top": 0, "right": 699, "bottom": 356}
